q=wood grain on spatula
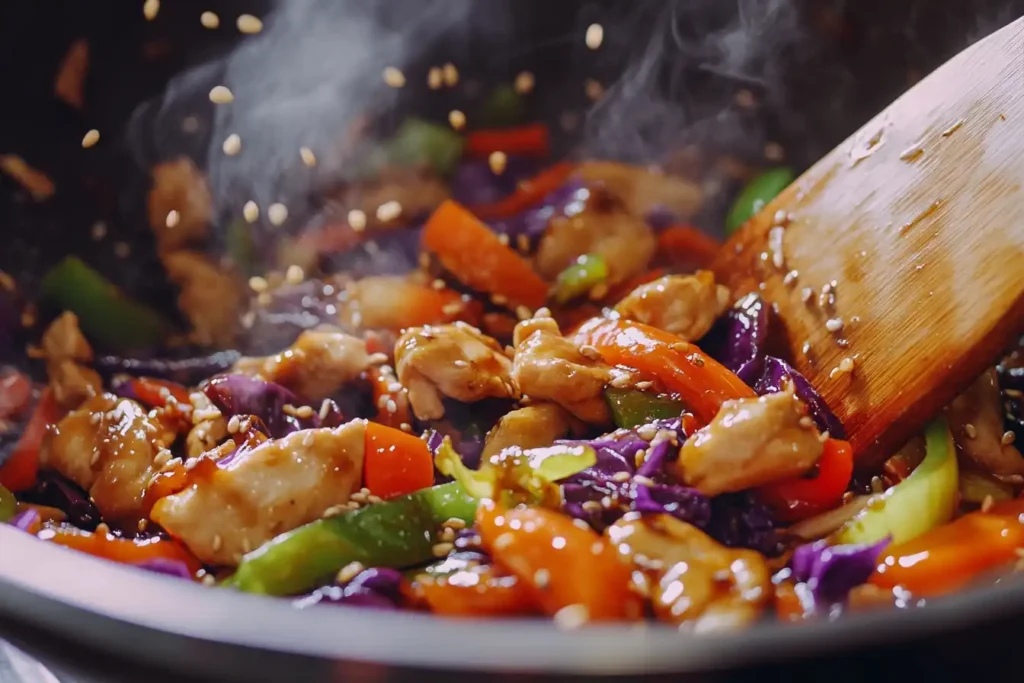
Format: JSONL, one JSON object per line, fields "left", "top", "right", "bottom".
{"left": 712, "top": 17, "right": 1024, "bottom": 468}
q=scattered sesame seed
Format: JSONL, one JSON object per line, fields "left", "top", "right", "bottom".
{"left": 427, "top": 67, "right": 443, "bottom": 89}
{"left": 579, "top": 345, "right": 601, "bottom": 361}
{"left": 302, "top": 431, "right": 315, "bottom": 447}
{"left": 90, "top": 221, "right": 107, "bottom": 241}
{"left": 783, "top": 269, "right": 798, "bottom": 286}
{"left": 534, "top": 568, "right": 551, "bottom": 588}
{"left": 801, "top": 287, "right": 814, "bottom": 303}
{"left": 399, "top": 422, "right": 413, "bottom": 433}
{"left": 442, "top": 62, "right": 459, "bottom": 87}
{"left": 90, "top": 449, "right": 101, "bottom": 466}
{"left": 611, "top": 471, "right": 631, "bottom": 483}
{"left": 1003, "top": 431, "right": 1017, "bottom": 446}
{"left": 267, "top": 202, "right": 288, "bottom": 226}
{"left": 516, "top": 234, "right": 531, "bottom": 253}
{"left": 376, "top": 200, "right": 402, "bottom": 223}
{"left": 635, "top": 380, "right": 654, "bottom": 390}
{"left": 514, "top": 71, "right": 535, "bottom": 94}
{"left": 497, "top": 233, "right": 510, "bottom": 246}
{"left": 81, "top": 129, "right": 100, "bottom": 148}
{"left": 488, "top": 151, "right": 508, "bottom": 175}
{"left": 798, "top": 416, "right": 814, "bottom": 429}
{"left": 515, "top": 305, "right": 532, "bottom": 321}
{"left": 299, "top": 146, "right": 317, "bottom": 167}
{"left": 222, "top": 133, "right": 242, "bottom": 156}
{"left": 143, "top": 0, "right": 160, "bottom": 21}
{"left": 114, "top": 241, "right": 131, "bottom": 258}
{"left": 554, "top": 604, "right": 589, "bottom": 630}
{"left": 248, "top": 276, "right": 268, "bottom": 293}
{"left": 964, "top": 423, "right": 978, "bottom": 439}
{"left": 211, "top": 534, "right": 223, "bottom": 552}
{"left": 443, "top": 517, "right": 466, "bottom": 530}
{"left": 838, "top": 357, "right": 855, "bottom": 374}
{"left": 383, "top": 66, "right": 406, "bottom": 88}
{"left": 209, "top": 85, "right": 234, "bottom": 104}
{"left": 982, "top": 495, "right": 995, "bottom": 513}
{"left": 825, "top": 317, "right": 844, "bottom": 333}
{"left": 448, "top": 110, "right": 466, "bottom": 131}
{"left": 585, "top": 23, "right": 604, "bottom": 50}
{"left": 165, "top": 209, "right": 180, "bottom": 229}
{"left": 343, "top": 208, "right": 368, "bottom": 233}
{"left": 337, "top": 561, "right": 365, "bottom": 584}
{"left": 432, "top": 542, "right": 454, "bottom": 558}
{"left": 236, "top": 14, "right": 263, "bottom": 34}
{"left": 200, "top": 11, "right": 220, "bottom": 29}
{"left": 633, "top": 474, "right": 655, "bottom": 487}
{"left": 286, "top": 264, "right": 305, "bottom": 285}
{"left": 227, "top": 415, "right": 241, "bottom": 434}
{"left": 585, "top": 79, "right": 604, "bottom": 101}
{"left": 764, "top": 142, "right": 785, "bottom": 162}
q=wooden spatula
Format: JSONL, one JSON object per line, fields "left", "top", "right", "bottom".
{"left": 711, "top": 16, "right": 1024, "bottom": 468}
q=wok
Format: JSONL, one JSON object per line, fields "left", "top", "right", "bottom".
{"left": 2, "top": 1, "right": 1024, "bottom": 681}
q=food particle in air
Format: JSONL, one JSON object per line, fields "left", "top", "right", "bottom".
{"left": 209, "top": 86, "right": 234, "bottom": 104}
{"left": 200, "top": 11, "right": 220, "bottom": 29}
{"left": 222, "top": 134, "right": 242, "bottom": 156}
{"left": 383, "top": 67, "right": 406, "bottom": 88}
{"left": 267, "top": 203, "right": 288, "bottom": 226}
{"left": 81, "top": 129, "right": 100, "bottom": 148}
{"left": 514, "top": 71, "right": 535, "bottom": 94}
{"left": 299, "top": 147, "right": 316, "bottom": 167}
{"left": 585, "top": 24, "right": 604, "bottom": 50}
{"left": 237, "top": 14, "right": 263, "bottom": 34}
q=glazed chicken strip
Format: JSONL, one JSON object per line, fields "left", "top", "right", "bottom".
{"left": 395, "top": 323, "right": 516, "bottom": 421}
{"left": 535, "top": 185, "right": 656, "bottom": 287}
{"left": 607, "top": 513, "right": 770, "bottom": 632}
{"left": 235, "top": 327, "right": 376, "bottom": 401}
{"left": 40, "top": 312, "right": 102, "bottom": 408}
{"left": 481, "top": 403, "right": 577, "bottom": 460}
{"left": 42, "top": 394, "right": 175, "bottom": 523}
{"left": 947, "top": 367, "right": 1024, "bottom": 476}
{"left": 185, "top": 390, "right": 228, "bottom": 459}
{"left": 511, "top": 317, "right": 613, "bottom": 425}
{"left": 151, "top": 420, "right": 367, "bottom": 566}
{"left": 614, "top": 272, "right": 730, "bottom": 341}
{"left": 671, "top": 388, "right": 823, "bottom": 496}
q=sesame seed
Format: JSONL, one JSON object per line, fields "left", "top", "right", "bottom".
{"left": 200, "top": 11, "right": 220, "bottom": 29}
{"left": 585, "top": 23, "right": 604, "bottom": 50}
{"left": 267, "top": 202, "right": 288, "bottom": 226}
{"left": 248, "top": 276, "right": 268, "bottom": 293}
{"left": 114, "top": 241, "right": 130, "bottom": 258}
{"left": 1003, "top": 431, "right": 1017, "bottom": 446}
{"left": 534, "top": 568, "right": 551, "bottom": 588}
{"left": 734, "top": 89, "right": 757, "bottom": 109}
{"left": 870, "top": 476, "right": 884, "bottom": 493}
{"left": 442, "top": 517, "right": 466, "bottom": 530}
{"left": 448, "top": 110, "right": 466, "bottom": 131}
{"left": 442, "top": 62, "right": 459, "bottom": 87}
{"left": 825, "top": 317, "right": 844, "bottom": 333}
{"left": 488, "top": 151, "right": 508, "bottom": 175}
{"left": 212, "top": 534, "right": 223, "bottom": 552}
{"left": 163, "top": 209, "right": 180, "bottom": 229}
{"left": 554, "top": 604, "right": 589, "bottom": 630}
{"left": 427, "top": 67, "right": 443, "bottom": 90}
{"left": 783, "top": 269, "right": 799, "bottom": 286}
{"left": 497, "top": 233, "right": 510, "bottom": 246}
{"left": 383, "top": 66, "right": 406, "bottom": 88}
{"left": 236, "top": 14, "right": 263, "bottom": 34}
{"left": 515, "top": 305, "right": 532, "bottom": 321}
{"left": 964, "top": 423, "right": 978, "bottom": 439}
{"left": 346, "top": 208, "right": 368, "bottom": 232}
{"left": 801, "top": 287, "right": 814, "bottom": 304}
{"left": 337, "top": 561, "right": 365, "bottom": 584}
{"left": 399, "top": 422, "right": 412, "bottom": 433}
{"left": 243, "top": 200, "right": 259, "bottom": 223}
{"left": 432, "top": 542, "right": 454, "bottom": 558}
{"left": 982, "top": 495, "right": 995, "bottom": 513}
{"left": 635, "top": 380, "right": 654, "bottom": 390}
{"left": 376, "top": 200, "right": 402, "bottom": 223}
{"left": 222, "top": 133, "right": 242, "bottom": 156}
{"left": 633, "top": 474, "right": 655, "bottom": 487}
{"left": 611, "top": 471, "right": 631, "bottom": 483}
{"left": 143, "top": 0, "right": 160, "bottom": 21}
{"left": 585, "top": 79, "right": 604, "bottom": 101}
{"left": 285, "top": 264, "right": 305, "bottom": 285}
{"left": 90, "top": 221, "right": 107, "bottom": 241}
{"left": 90, "top": 449, "right": 101, "bottom": 466}
{"left": 81, "top": 129, "right": 100, "bottom": 148}
{"left": 516, "top": 234, "right": 531, "bottom": 253}
{"left": 226, "top": 415, "right": 240, "bottom": 434}
{"left": 368, "top": 352, "right": 389, "bottom": 364}
{"left": 579, "top": 345, "right": 601, "bottom": 360}
{"left": 302, "top": 431, "right": 315, "bottom": 447}
{"left": 514, "top": 71, "right": 535, "bottom": 94}
{"left": 764, "top": 142, "right": 785, "bottom": 162}
{"left": 209, "top": 85, "right": 234, "bottom": 104}
{"left": 491, "top": 294, "right": 508, "bottom": 306}
{"left": 838, "top": 357, "right": 855, "bottom": 374}
{"left": 299, "top": 146, "right": 317, "bottom": 167}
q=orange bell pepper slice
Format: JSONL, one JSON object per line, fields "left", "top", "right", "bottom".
{"left": 363, "top": 422, "right": 435, "bottom": 500}
{"left": 0, "top": 388, "right": 61, "bottom": 492}
{"left": 469, "top": 162, "right": 576, "bottom": 220}
{"left": 39, "top": 525, "right": 203, "bottom": 577}
{"left": 476, "top": 501, "right": 643, "bottom": 621}
{"left": 758, "top": 439, "right": 855, "bottom": 522}
{"left": 423, "top": 200, "right": 549, "bottom": 310}
{"left": 464, "top": 123, "right": 550, "bottom": 158}
{"left": 573, "top": 317, "right": 755, "bottom": 424}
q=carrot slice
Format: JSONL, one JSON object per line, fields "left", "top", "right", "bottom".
{"left": 423, "top": 200, "right": 549, "bottom": 310}
{"left": 465, "top": 124, "right": 550, "bottom": 158}
{"left": 657, "top": 225, "right": 722, "bottom": 269}
{"left": 0, "top": 389, "right": 60, "bottom": 492}
{"left": 469, "top": 162, "right": 576, "bottom": 220}
{"left": 363, "top": 422, "right": 435, "bottom": 500}
{"left": 41, "top": 525, "right": 203, "bottom": 577}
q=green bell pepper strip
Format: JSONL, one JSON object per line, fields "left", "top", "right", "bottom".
{"left": 604, "top": 388, "right": 685, "bottom": 429}
{"left": 225, "top": 482, "right": 478, "bottom": 596}
{"left": 0, "top": 484, "right": 15, "bottom": 522}
{"left": 836, "top": 418, "right": 958, "bottom": 546}
{"left": 225, "top": 218, "right": 257, "bottom": 277}
{"left": 725, "top": 167, "right": 795, "bottom": 234}
{"left": 553, "top": 253, "right": 608, "bottom": 304}
{"left": 386, "top": 117, "right": 465, "bottom": 176}
{"left": 476, "top": 84, "right": 526, "bottom": 128}
{"left": 40, "top": 256, "right": 169, "bottom": 352}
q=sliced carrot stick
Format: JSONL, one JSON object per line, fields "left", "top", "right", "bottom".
{"left": 469, "top": 162, "right": 576, "bottom": 220}
{"left": 465, "top": 124, "right": 550, "bottom": 158}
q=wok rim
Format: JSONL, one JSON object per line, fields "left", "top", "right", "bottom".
{"left": 2, "top": 526, "right": 1023, "bottom": 676}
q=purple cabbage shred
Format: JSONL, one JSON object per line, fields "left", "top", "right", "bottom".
{"left": 790, "top": 537, "right": 890, "bottom": 608}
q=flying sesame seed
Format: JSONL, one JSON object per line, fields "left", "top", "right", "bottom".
{"left": 554, "top": 604, "right": 590, "bottom": 630}
{"left": 181, "top": 116, "right": 199, "bottom": 133}
{"left": 163, "top": 210, "right": 180, "bottom": 229}
{"left": 209, "top": 85, "right": 234, "bottom": 104}
{"left": 81, "top": 129, "right": 100, "bottom": 148}
{"left": 964, "top": 423, "right": 977, "bottom": 439}
{"left": 211, "top": 534, "right": 223, "bottom": 552}
{"left": 1003, "top": 431, "right": 1017, "bottom": 446}
{"left": 143, "top": 0, "right": 160, "bottom": 21}
{"left": 383, "top": 66, "right": 406, "bottom": 88}
{"left": 114, "top": 241, "right": 130, "bottom": 258}
{"left": 337, "top": 561, "right": 365, "bottom": 585}
{"left": 267, "top": 202, "right": 288, "bottom": 226}
{"left": 200, "top": 11, "right": 220, "bottom": 29}
{"left": 242, "top": 200, "right": 259, "bottom": 223}
{"left": 442, "top": 62, "right": 459, "bottom": 87}
{"left": 431, "top": 542, "right": 454, "bottom": 558}
{"left": 347, "top": 209, "right": 367, "bottom": 232}
{"left": 783, "top": 269, "right": 799, "bottom": 286}
{"left": 285, "top": 265, "right": 305, "bottom": 285}
{"left": 427, "top": 67, "right": 443, "bottom": 90}
{"left": 226, "top": 415, "right": 241, "bottom": 434}
{"left": 488, "top": 151, "right": 508, "bottom": 175}
{"left": 448, "top": 109, "right": 466, "bottom": 131}
{"left": 585, "top": 79, "right": 604, "bottom": 101}
{"left": 585, "top": 23, "right": 604, "bottom": 50}
{"left": 222, "top": 133, "right": 242, "bottom": 156}
{"left": 514, "top": 71, "right": 535, "bottom": 94}
{"left": 376, "top": 200, "right": 402, "bottom": 223}
{"left": 299, "top": 146, "right": 317, "bottom": 167}
{"left": 236, "top": 14, "right": 263, "bottom": 34}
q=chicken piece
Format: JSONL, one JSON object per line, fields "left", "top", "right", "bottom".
{"left": 607, "top": 513, "right": 770, "bottom": 632}
{"left": 947, "top": 368, "right": 1024, "bottom": 476}
{"left": 186, "top": 390, "right": 228, "bottom": 459}
{"left": 511, "top": 317, "right": 613, "bottom": 425}
{"left": 237, "top": 327, "right": 376, "bottom": 401}
{"left": 577, "top": 161, "right": 703, "bottom": 220}
{"left": 535, "top": 186, "right": 656, "bottom": 287}
{"left": 614, "top": 272, "right": 730, "bottom": 341}
{"left": 161, "top": 250, "right": 243, "bottom": 348}
{"left": 671, "top": 388, "right": 823, "bottom": 496}
{"left": 481, "top": 403, "right": 577, "bottom": 460}
{"left": 151, "top": 420, "right": 367, "bottom": 566}
{"left": 148, "top": 157, "right": 212, "bottom": 252}
{"left": 395, "top": 323, "right": 516, "bottom": 421}
{"left": 42, "top": 394, "right": 175, "bottom": 524}
{"left": 334, "top": 166, "right": 449, "bottom": 230}
{"left": 40, "top": 312, "right": 102, "bottom": 408}
{"left": 340, "top": 274, "right": 477, "bottom": 332}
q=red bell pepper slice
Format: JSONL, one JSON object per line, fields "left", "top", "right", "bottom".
{"left": 468, "top": 162, "right": 576, "bottom": 220}
{"left": 0, "top": 388, "right": 61, "bottom": 492}
{"left": 464, "top": 123, "right": 550, "bottom": 158}
{"left": 363, "top": 423, "right": 435, "bottom": 500}
{"left": 757, "top": 438, "right": 855, "bottom": 521}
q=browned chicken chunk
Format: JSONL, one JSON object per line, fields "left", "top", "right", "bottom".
{"left": 608, "top": 513, "right": 770, "bottom": 632}
{"left": 671, "top": 389, "right": 823, "bottom": 496}
{"left": 395, "top": 323, "right": 516, "bottom": 421}
{"left": 614, "top": 272, "right": 730, "bottom": 341}
{"left": 577, "top": 161, "right": 703, "bottom": 220}
{"left": 161, "top": 250, "right": 243, "bottom": 348}
{"left": 151, "top": 420, "right": 367, "bottom": 566}
{"left": 40, "top": 312, "right": 102, "bottom": 408}
{"left": 481, "top": 403, "right": 577, "bottom": 460}
{"left": 947, "top": 367, "right": 1024, "bottom": 476}
{"left": 42, "top": 394, "right": 175, "bottom": 524}
{"left": 511, "top": 317, "right": 613, "bottom": 425}
{"left": 148, "top": 157, "right": 212, "bottom": 252}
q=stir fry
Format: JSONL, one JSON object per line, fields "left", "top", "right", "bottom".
{"left": 3, "top": 111, "right": 1024, "bottom": 632}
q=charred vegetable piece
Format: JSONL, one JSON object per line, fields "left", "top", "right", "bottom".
{"left": 476, "top": 84, "right": 527, "bottom": 128}
{"left": 226, "top": 482, "right": 478, "bottom": 596}
{"left": 0, "top": 484, "right": 15, "bottom": 522}
{"left": 553, "top": 253, "right": 608, "bottom": 304}
{"left": 837, "top": 419, "right": 958, "bottom": 546}
{"left": 725, "top": 167, "right": 795, "bottom": 234}
{"left": 40, "top": 256, "right": 169, "bottom": 352}
{"left": 604, "top": 389, "right": 684, "bottom": 429}
{"left": 387, "top": 117, "right": 465, "bottom": 176}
